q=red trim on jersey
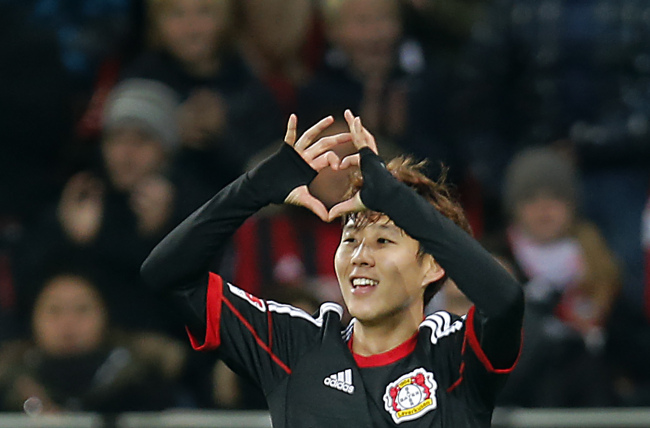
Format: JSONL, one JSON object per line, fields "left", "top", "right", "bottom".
{"left": 465, "top": 306, "right": 521, "bottom": 374}
{"left": 267, "top": 310, "right": 274, "bottom": 350}
{"left": 447, "top": 335, "right": 468, "bottom": 393}
{"left": 187, "top": 273, "right": 223, "bottom": 351}
{"left": 349, "top": 333, "right": 418, "bottom": 368}
{"left": 222, "top": 296, "right": 292, "bottom": 375}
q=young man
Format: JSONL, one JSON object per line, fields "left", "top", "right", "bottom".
{"left": 141, "top": 111, "right": 524, "bottom": 427}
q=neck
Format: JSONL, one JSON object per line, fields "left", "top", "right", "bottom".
{"left": 184, "top": 56, "right": 221, "bottom": 78}
{"left": 445, "top": 296, "right": 472, "bottom": 317}
{"left": 352, "top": 303, "right": 423, "bottom": 356}
{"left": 238, "top": 36, "right": 306, "bottom": 84}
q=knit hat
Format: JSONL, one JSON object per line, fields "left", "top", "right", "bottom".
{"left": 103, "top": 78, "right": 180, "bottom": 152}
{"left": 503, "top": 146, "right": 578, "bottom": 213}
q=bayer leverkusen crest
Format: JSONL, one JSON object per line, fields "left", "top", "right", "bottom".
{"left": 383, "top": 368, "right": 437, "bottom": 424}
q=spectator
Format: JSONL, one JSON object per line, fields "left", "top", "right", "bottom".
{"left": 486, "top": 147, "right": 620, "bottom": 407}
{"left": 16, "top": 79, "right": 204, "bottom": 335}
{"left": 123, "top": 0, "right": 280, "bottom": 194}
{"left": 457, "top": 0, "right": 650, "bottom": 303}
{"left": 300, "top": 0, "right": 461, "bottom": 184}
{"left": 0, "top": 269, "right": 186, "bottom": 413}
{"left": 237, "top": 0, "right": 321, "bottom": 115}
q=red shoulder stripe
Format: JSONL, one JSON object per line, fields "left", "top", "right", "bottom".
{"left": 465, "top": 306, "right": 521, "bottom": 374}
{"left": 223, "top": 296, "right": 292, "bottom": 375}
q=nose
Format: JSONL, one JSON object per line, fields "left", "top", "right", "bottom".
{"left": 351, "top": 242, "right": 374, "bottom": 266}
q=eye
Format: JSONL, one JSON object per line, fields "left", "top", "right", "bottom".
{"left": 377, "top": 237, "right": 394, "bottom": 244}
{"left": 342, "top": 237, "right": 356, "bottom": 243}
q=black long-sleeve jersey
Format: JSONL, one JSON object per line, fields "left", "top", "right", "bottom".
{"left": 142, "top": 145, "right": 524, "bottom": 427}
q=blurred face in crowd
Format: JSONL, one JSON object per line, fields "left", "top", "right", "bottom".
{"left": 32, "top": 275, "right": 108, "bottom": 357}
{"left": 241, "top": 0, "right": 313, "bottom": 63}
{"left": 514, "top": 191, "right": 574, "bottom": 243}
{"left": 334, "top": 216, "right": 443, "bottom": 325}
{"left": 152, "top": 0, "right": 231, "bottom": 66}
{"left": 326, "top": 0, "right": 402, "bottom": 79}
{"left": 102, "top": 127, "right": 166, "bottom": 192}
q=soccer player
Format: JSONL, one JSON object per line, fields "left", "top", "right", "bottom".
{"left": 141, "top": 111, "right": 524, "bottom": 427}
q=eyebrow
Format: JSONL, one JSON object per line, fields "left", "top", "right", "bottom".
{"left": 342, "top": 222, "right": 402, "bottom": 234}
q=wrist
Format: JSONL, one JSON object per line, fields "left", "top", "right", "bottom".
{"left": 247, "top": 144, "right": 317, "bottom": 204}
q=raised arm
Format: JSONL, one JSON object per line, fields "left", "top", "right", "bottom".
{"left": 141, "top": 115, "right": 351, "bottom": 333}
{"left": 331, "top": 113, "right": 524, "bottom": 369}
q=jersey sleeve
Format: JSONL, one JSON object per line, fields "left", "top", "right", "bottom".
{"left": 448, "top": 307, "right": 521, "bottom": 409}
{"left": 141, "top": 143, "right": 317, "bottom": 335}
{"left": 422, "top": 309, "right": 521, "bottom": 410}
{"left": 187, "top": 272, "right": 335, "bottom": 394}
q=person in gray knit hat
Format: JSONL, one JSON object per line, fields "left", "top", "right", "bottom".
{"left": 103, "top": 78, "right": 180, "bottom": 154}
{"left": 18, "top": 78, "right": 207, "bottom": 343}
{"left": 490, "top": 145, "right": 621, "bottom": 408}
{"left": 503, "top": 146, "right": 578, "bottom": 221}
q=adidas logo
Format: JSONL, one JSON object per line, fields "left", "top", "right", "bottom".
{"left": 323, "top": 369, "right": 355, "bottom": 394}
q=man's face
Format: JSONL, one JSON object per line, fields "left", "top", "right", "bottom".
{"left": 515, "top": 192, "right": 574, "bottom": 243}
{"left": 102, "top": 127, "right": 166, "bottom": 192}
{"left": 32, "top": 275, "right": 107, "bottom": 357}
{"left": 157, "top": 0, "right": 230, "bottom": 66}
{"left": 334, "top": 216, "right": 443, "bottom": 325}
{"left": 331, "top": 0, "right": 402, "bottom": 78}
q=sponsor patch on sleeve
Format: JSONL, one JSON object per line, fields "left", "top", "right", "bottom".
{"left": 228, "top": 283, "right": 266, "bottom": 312}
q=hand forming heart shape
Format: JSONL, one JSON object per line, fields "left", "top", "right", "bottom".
{"left": 283, "top": 110, "right": 379, "bottom": 222}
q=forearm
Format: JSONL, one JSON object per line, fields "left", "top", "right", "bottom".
{"left": 141, "top": 144, "right": 316, "bottom": 293}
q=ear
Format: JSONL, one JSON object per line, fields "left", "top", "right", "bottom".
{"left": 420, "top": 255, "right": 446, "bottom": 289}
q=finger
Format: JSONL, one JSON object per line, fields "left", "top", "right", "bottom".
{"left": 339, "top": 153, "right": 360, "bottom": 170}
{"left": 300, "top": 194, "right": 330, "bottom": 222}
{"left": 302, "top": 132, "right": 352, "bottom": 161}
{"left": 350, "top": 117, "right": 369, "bottom": 150}
{"left": 328, "top": 200, "right": 356, "bottom": 222}
{"left": 294, "top": 116, "right": 334, "bottom": 151}
{"left": 310, "top": 150, "right": 341, "bottom": 172}
{"left": 352, "top": 117, "right": 379, "bottom": 154}
{"left": 361, "top": 125, "right": 379, "bottom": 154}
{"left": 328, "top": 193, "right": 366, "bottom": 221}
{"left": 284, "top": 114, "right": 298, "bottom": 146}
{"left": 344, "top": 109, "right": 355, "bottom": 129}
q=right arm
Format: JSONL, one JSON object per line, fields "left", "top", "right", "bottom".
{"left": 141, "top": 113, "right": 348, "bottom": 335}
{"left": 140, "top": 143, "right": 317, "bottom": 335}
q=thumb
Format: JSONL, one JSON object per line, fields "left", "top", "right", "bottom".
{"left": 339, "top": 153, "right": 360, "bottom": 170}
{"left": 284, "top": 114, "right": 298, "bottom": 146}
{"left": 300, "top": 195, "right": 330, "bottom": 222}
{"left": 328, "top": 193, "right": 365, "bottom": 222}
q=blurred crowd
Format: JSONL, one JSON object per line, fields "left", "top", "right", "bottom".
{"left": 0, "top": 0, "right": 649, "bottom": 414}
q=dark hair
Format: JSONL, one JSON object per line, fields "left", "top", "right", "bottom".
{"left": 344, "top": 156, "right": 472, "bottom": 306}
{"left": 29, "top": 262, "right": 108, "bottom": 319}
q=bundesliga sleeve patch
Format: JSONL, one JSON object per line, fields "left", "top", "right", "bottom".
{"left": 228, "top": 283, "right": 266, "bottom": 312}
{"left": 383, "top": 368, "right": 438, "bottom": 424}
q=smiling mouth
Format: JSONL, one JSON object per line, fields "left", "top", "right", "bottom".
{"left": 351, "top": 278, "right": 379, "bottom": 289}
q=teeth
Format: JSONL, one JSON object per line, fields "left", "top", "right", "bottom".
{"left": 351, "top": 278, "right": 378, "bottom": 288}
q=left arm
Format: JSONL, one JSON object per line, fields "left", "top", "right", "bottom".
{"left": 357, "top": 147, "right": 524, "bottom": 369}
{"left": 332, "top": 112, "right": 523, "bottom": 370}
